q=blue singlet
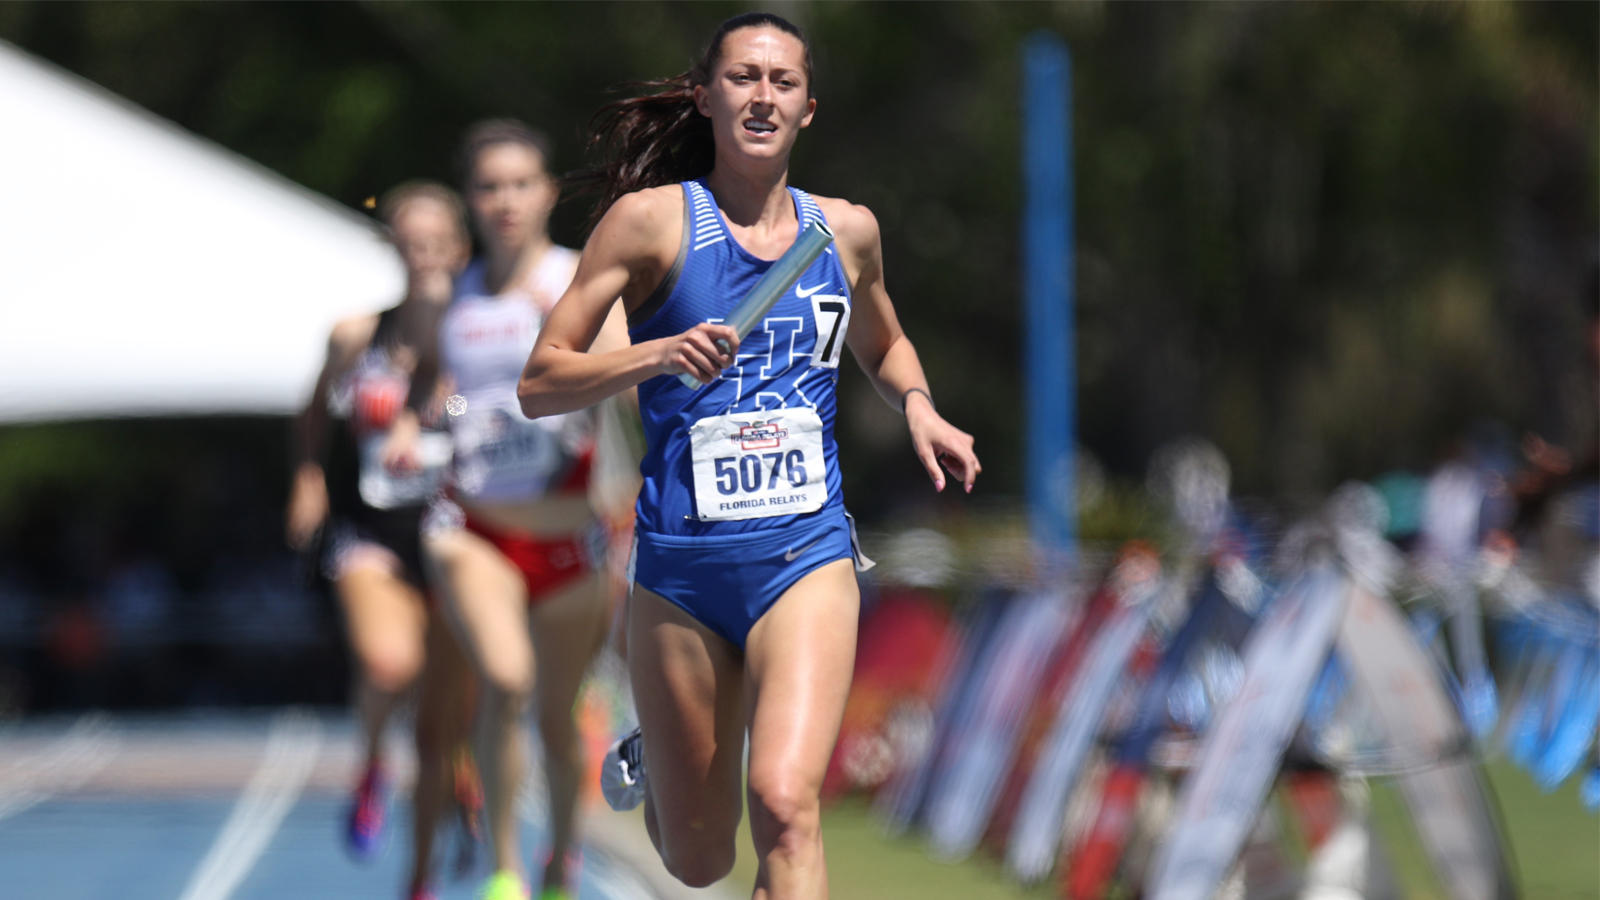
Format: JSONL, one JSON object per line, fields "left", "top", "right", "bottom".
{"left": 627, "top": 180, "right": 869, "bottom": 647}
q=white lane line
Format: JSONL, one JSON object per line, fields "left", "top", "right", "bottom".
{"left": 0, "top": 712, "right": 121, "bottom": 821}
{"left": 177, "top": 708, "right": 322, "bottom": 900}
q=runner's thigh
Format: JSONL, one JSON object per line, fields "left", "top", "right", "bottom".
{"left": 627, "top": 587, "right": 745, "bottom": 841}
{"left": 416, "top": 605, "right": 474, "bottom": 743}
{"left": 337, "top": 567, "right": 428, "bottom": 688}
{"left": 743, "top": 559, "right": 860, "bottom": 803}
{"left": 425, "top": 528, "right": 532, "bottom": 694}
{"left": 528, "top": 571, "right": 609, "bottom": 733}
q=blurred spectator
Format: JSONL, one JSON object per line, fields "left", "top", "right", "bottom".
{"left": 193, "top": 552, "right": 339, "bottom": 706}
{"left": 877, "top": 528, "right": 958, "bottom": 590}
{"left": 1372, "top": 470, "right": 1425, "bottom": 549}
{"left": 0, "top": 567, "right": 38, "bottom": 716}
{"left": 97, "top": 551, "right": 179, "bottom": 708}
{"left": 99, "top": 556, "right": 177, "bottom": 648}
{"left": 45, "top": 597, "right": 106, "bottom": 671}
{"left": 1420, "top": 447, "right": 1491, "bottom": 575}
{"left": 43, "top": 594, "right": 108, "bottom": 708}
{"left": 205, "top": 554, "right": 321, "bottom": 647}
{"left": 0, "top": 565, "right": 38, "bottom": 644}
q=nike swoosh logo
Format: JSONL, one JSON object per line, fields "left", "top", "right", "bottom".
{"left": 796, "top": 283, "right": 828, "bottom": 298}
{"left": 783, "top": 539, "right": 822, "bottom": 562}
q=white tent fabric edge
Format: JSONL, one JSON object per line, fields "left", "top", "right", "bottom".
{"left": 0, "top": 39, "right": 405, "bottom": 424}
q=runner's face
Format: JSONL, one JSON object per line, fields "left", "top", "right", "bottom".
{"left": 468, "top": 143, "right": 556, "bottom": 255}
{"left": 391, "top": 199, "right": 468, "bottom": 289}
{"left": 696, "top": 27, "right": 814, "bottom": 164}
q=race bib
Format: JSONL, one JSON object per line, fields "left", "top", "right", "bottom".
{"left": 358, "top": 431, "right": 453, "bottom": 509}
{"left": 450, "top": 404, "right": 568, "bottom": 498}
{"left": 689, "top": 408, "right": 828, "bottom": 521}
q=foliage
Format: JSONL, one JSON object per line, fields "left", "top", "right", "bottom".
{"left": 1, "top": 1, "right": 1593, "bottom": 512}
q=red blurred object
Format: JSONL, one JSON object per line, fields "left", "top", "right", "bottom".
{"left": 1282, "top": 769, "right": 1343, "bottom": 851}
{"left": 46, "top": 601, "right": 107, "bottom": 671}
{"left": 822, "top": 588, "right": 955, "bottom": 800}
{"left": 1065, "top": 763, "right": 1144, "bottom": 899}
{"left": 1058, "top": 635, "right": 1163, "bottom": 899}
{"left": 980, "top": 584, "right": 1117, "bottom": 853}
{"left": 353, "top": 374, "right": 407, "bottom": 434}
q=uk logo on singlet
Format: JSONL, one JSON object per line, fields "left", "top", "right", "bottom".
{"left": 711, "top": 290, "right": 849, "bottom": 411}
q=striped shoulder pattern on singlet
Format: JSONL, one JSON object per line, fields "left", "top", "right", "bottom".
{"left": 688, "top": 181, "right": 727, "bottom": 252}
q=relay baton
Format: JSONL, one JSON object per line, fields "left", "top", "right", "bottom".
{"left": 677, "top": 220, "right": 835, "bottom": 389}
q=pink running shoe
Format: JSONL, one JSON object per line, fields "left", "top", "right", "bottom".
{"left": 344, "top": 760, "right": 390, "bottom": 862}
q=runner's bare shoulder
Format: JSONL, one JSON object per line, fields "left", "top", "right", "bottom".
{"left": 810, "top": 196, "right": 879, "bottom": 249}
{"left": 810, "top": 194, "right": 882, "bottom": 283}
{"left": 600, "top": 185, "right": 685, "bottom": 268}
{"left": 326, "top": 312, "right": 381, "bottom": 370}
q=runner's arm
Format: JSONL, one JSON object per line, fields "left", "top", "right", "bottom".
{"left": 520, "top": 190, "right": 739, "bottom": 418}
{"left": 287, "top": 317, "right": 374, "bottom": 548}
{"left": 378, "top": 272, "right": 454, "bottom": 473}
{"left": 829, "top": 200, "right": 981, "bottom": 493}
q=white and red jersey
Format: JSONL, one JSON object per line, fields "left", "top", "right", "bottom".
{"left": 439, "top": 247, "right": 593, "bottom": 504}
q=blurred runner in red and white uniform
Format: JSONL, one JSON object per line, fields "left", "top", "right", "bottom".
{"left": 420, "top": 120, "right": 630, "bottom": 900}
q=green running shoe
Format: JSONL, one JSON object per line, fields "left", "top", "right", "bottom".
{"left": 479, "top": 870, "right": 530, "bottom": 900}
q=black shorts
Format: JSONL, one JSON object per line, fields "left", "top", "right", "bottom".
{"left": 321, "top": 506, "right": 427, "bottom": 589}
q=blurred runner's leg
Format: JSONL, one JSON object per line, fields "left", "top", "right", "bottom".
{"left": 428, "top": 526, "right": 533, "bottom": 890}
{"left": 529, "top": 571, "right": 609, "bottom": 894}
{"left": 411, "top": 601, "right": 476, "bottom": 897}
{"left": 336, "top": 563, "right": 428, "bottom": 861}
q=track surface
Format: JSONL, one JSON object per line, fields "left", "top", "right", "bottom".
{"left": 0, "top": 711, "right": 715, "bottom": 900}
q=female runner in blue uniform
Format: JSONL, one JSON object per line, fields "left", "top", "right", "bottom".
{"left": 518, "top": 14, "right": 980, "bottom": 897}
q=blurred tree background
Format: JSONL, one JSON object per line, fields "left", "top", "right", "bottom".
{"left": 0, "top": 0, "right": 1593, "bottom": 516}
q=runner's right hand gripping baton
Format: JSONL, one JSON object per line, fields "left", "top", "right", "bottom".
{"left": 678, "top": 220, "right": 835, "bottom": 389}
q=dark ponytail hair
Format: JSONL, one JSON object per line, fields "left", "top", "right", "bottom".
{"left": 574, "top": 12, "right": 812, "bottom": 223}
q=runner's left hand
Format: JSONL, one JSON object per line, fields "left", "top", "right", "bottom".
{"left": 380, "top": 410, "right": 422, "bottom": 475}
{"left": 906, "top": 392, "right": 980, "bottom": 493}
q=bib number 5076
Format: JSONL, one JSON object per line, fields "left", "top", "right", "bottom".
{"left": 714, "top": 450, "right": 809, "bottom": 495}
{"left": 689, "top": 408, "right": 828, "bottom": 521}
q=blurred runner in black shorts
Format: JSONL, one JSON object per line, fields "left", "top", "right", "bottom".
{"left": 286, "top": 181, "right": 475, "bottom": 900}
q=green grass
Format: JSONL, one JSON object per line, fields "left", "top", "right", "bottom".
{"left": 1368, "top": 759, "right": 1599, "bottom": 900}
{"left": 716, "top": 794, "right": 1048, "bottom": 899}
{"left": 710, "top": 759, "right": 1597, "bottom": 899}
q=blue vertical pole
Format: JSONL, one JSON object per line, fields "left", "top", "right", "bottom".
{"left": 1022, "top": 33, "right": 1075, "bottom": 568}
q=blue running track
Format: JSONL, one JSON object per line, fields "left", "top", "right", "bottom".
{"left": 0, "top": 711, "right": 721, "bottom": 900}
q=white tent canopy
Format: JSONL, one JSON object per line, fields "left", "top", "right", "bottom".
{"left": 0, "top": 40, "right": 404, "bottom": 423}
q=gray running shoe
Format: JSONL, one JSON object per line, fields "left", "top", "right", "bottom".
{"left": 601, "top": 728, "right": 646, "bottom": 812}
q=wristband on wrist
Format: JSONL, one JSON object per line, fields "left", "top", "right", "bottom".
{"left": 901, "top": 386, "right": 935, "bottom": 414}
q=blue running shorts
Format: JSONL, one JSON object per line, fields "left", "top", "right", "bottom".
{"left": 631, "top": 512, "right": 871, "bottom": 649}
